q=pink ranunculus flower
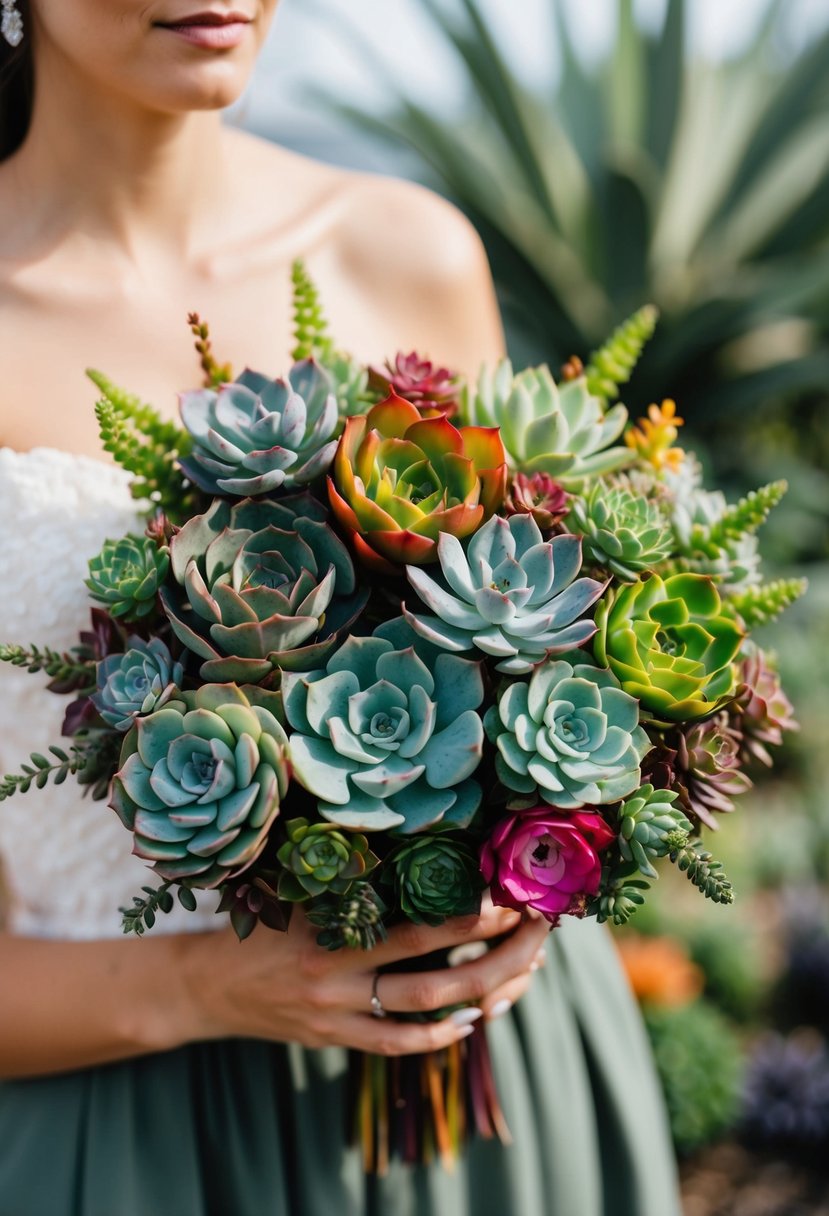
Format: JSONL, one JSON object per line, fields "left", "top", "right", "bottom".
{"left": 480, "top": 808, "right": 616, "bottom": 922}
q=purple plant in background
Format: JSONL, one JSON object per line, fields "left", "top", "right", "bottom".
{"left": 741, "top": 1033, "right": 829, "bottom": 1150}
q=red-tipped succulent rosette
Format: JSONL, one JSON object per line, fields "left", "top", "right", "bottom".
{"left": 327, "top": 391, "right": 507, "bottom": 575}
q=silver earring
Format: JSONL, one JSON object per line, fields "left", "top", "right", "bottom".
{"left": 1, "top": 0, "right": 23, "bottom": 48}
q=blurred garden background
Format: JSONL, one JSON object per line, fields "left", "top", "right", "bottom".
{"left": 241, "top": 2, "right": 829, "bottom": 1211}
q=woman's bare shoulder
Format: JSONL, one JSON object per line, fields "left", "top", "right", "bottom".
{"left": 227, "top": 130, "right": 505, "bottom": 373}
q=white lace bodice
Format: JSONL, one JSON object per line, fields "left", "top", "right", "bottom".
{"left": 0, "top": 448, "right": 222, "bottom": 939}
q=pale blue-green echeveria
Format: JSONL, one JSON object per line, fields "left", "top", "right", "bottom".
{"left": 566, "top": 477, "right": 674, "bottom": 581}
{"left": 160, "top": 493, "right": 367, "bottom": 683}
{"left": 282, "top": 631, "right": 485, "bottom": 834}
{"left": 178, "top": 360, "right": 338, "bottom": 497}
{"left": 461, "top": 360, "right": 631, "bottom": 487}
{"left": 403, "top": 514, "right": 605, "bottom": 675}
{"left": 92, "top": 637, "right": 183, "bottom": 731}
{"left": 110, "top": 684, "right": 290, "bottom": 888}
{"left": 485, "top": 653, "right": 651, "bottom": 809}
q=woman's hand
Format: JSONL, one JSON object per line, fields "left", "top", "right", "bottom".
{"left": 182, "top": 897, "right": 549, "bottom": 1057}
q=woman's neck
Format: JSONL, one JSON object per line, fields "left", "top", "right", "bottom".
{"left": 5, "top": 53, "right": 230, "bottom": 264}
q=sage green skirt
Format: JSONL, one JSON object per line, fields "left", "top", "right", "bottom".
{"left": 0, "top": 918, "right": 680, "bottom": 1216}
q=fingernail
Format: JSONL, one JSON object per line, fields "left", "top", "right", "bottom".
{"left": 488, "top": 998, "right": 512, "bottom": 1020}
{"left": 535, "top": 946, "right": 548, "bottom": 966}
{"left": 457, "top": 1024, "right": 476, "bottom": 1039}
{"left": 447, "top": 941, "right": 489, "bottom": 968}
{"left": 529, "top": 960, "right": 540, "bottom": 972}
{"left": 451, "top": 1006, "right": 483, "bottom": 1026}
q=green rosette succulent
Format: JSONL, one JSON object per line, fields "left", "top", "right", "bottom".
{"left": 566, "top": 478, "right": 673, "bottom": 581}
{"left": 276, "top": 817, "right": 379, "bottom": 901}
{"left": 282, "top": 630, "right": 485, "bottom": 834}
{"left": 485, "top": 654, "right": 651, "bottom": 809}
{"left": 594, "top": 573, "right": 744, "bottom": 722}
{"left": 110, "top": 684, "right": 290, "bottom": 888}
{"left": 387, "top": 835, "right": 484, "bottom": 925}
{"left": 617, "top": 784, "right": 692, "bottom": 878}
{"left": 403, "top": 514, "right": 605, "bottom": 675}
{"left": 160, "top": 493, "right": 367, "bottom": 683}
{"left": 92, "top": 637, "right": 183, "bottom": 731}
{"left": 461, "top": 360, "right": 631, "bottom": 487}
{"left": 178, "top": 360, "right": 339, "bottom": 497}
{"left": 86, "top": 533, "right": 169, "bottom": 620}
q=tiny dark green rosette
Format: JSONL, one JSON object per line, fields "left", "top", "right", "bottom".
{"left": 388, "top": 835, "right": 485, "bottom": 925}
{"left": 110, "top": 684, "right": 290, "bottom": 888}
{"left": 276, "top": 817, "right": 379, "bottom": 901}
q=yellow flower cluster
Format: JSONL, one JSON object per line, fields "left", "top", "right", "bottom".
{"left": 625, "top": 399, "right": 686, "bottom": 473}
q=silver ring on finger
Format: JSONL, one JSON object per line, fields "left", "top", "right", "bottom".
{"left": 370, "top": 972, "right": 387, "bottom": 1019}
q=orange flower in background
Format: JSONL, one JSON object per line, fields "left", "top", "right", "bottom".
{"left": 625, "top": 399, "right": 686, "bottom": 473}
{"left": 615, "top": 932, "right": 704, "bottom": 1008}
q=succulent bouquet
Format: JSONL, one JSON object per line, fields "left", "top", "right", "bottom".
{"left": 1, "top": 268, "right": 803, "bottom": 1171}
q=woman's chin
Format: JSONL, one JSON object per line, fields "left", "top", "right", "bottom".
{"left": 146, "top": 60, "right": 256, "bottom": 113}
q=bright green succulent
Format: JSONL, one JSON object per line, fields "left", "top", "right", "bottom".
{"left": 276, "top": 817, "right": 379, "bottom": 901}
{"left": 404, "top": 514, "right": 605, "bottom": 674}
{"left": 160, "top": 493, "right": 367, "bottom": 683}
{"left": 387, "top": 835, "right": 484, "bottom": 925}
{"left": 616, "top": 784, "right": 691, "bottom": 878}
{"left": 485, "top": 653, "right": 651, "bottom": 809}
{"left": 110, "top": 684, "right": 290, "bottom": 888}
{"left": 594, "top": 573, "right": 744, "bottom": 722}
{"left": 566, "top": 478, "right": 674, "bottom": 581}
{"left": 178, "top": 360, "right": 339, "bottom": 497}
{"left": 282, "top": 629, "right": 485, "bottom": 834}
{"left": 86, "top": 533, "right": 169, "bottom": 620}
{"left": 461, "top": 360, "right": 631, "bottom": 487}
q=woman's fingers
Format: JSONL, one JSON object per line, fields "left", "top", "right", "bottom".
{"left": 375, "top": 912, "right": 549, "bottom": 1014}
{"left": 362, "top": 900, "right": 523, "bottom": 968}
{"left": 326, "top": 1012, "right": 480, "bottom": 1057}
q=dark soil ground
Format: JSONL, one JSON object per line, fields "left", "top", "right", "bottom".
{"left": 681, "top": 1142, "right": 829, "bottom": 1215}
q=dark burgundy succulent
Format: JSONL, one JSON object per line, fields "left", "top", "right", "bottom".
{"left": 503, "top": 472, "right": 570, "bottom": 531}
{"left": 368, "top": 350, "right": 459, "bottom": 415}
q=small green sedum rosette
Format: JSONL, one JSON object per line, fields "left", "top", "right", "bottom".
{"left": 276, "top": 817, "right": 379, "bottom": 902}
{"left": 594, "top": 572, "right": 743, "bottom": 722}
{"left": 110, "top": 684, "right": 290, "bottom": 888}
{"left": 387, "top": 835, "right": 485, "bottom": 925}
{"left": 566, "top": 478, "right": 673, "bottom": 581}
{"left": 403, "top": 515, "right": 605, "bottom": 675}
{"left": 282, "top": 630, "right": 485, "bottom": 834}
{"left": 485, "top": 654, "right": 651, "bottom": 809}
{"left": 86, "top": 533, "right": 169, "bottom": 620}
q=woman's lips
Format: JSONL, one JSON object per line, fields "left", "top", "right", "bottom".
{"left": 157, "top": 13, "right": 251, "bottom": 50}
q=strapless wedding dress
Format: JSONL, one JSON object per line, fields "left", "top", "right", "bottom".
{"left": 0, "top": 447, "right": 219, "bottom": 938}
{"left": 0, "top": 447, "right": 680, "bottom": 1216}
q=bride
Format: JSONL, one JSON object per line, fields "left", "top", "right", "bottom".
{"left": 0, "top": 2, "right": 680, "bottom": 1213}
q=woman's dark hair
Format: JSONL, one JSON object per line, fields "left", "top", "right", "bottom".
{"left": 0, "top": 0, "right": 34, "bottom": 161}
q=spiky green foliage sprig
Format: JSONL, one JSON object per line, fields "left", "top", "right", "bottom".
{"left": 291, "top": 259, "right": 335, "bottom": 363}
{"left": 0, "top": 744, "right": 88, "bottom": 802}
{"left": 670, "top": 838, "right": 734, "bottom": 905}
{"left": 589, "top": 862, "right": 652, "bottom": 926}
{"left": 88, "top": 370, "right": 193, "bottom": 519}
{"left": 187, "top": 312, "right": 233, "bottom": 387}
{"left": 729, "top": 578, "right": 808, "bottom": 628}
{"left": 120, "top": 882, "right": 180, "bottom": 935}
{"left": 703, "top": 481, "right": 788, "bottom": 548}
{"left": 585, "top": 305, "right": 658, "bottom": 404}
{"left": 0, "top": 642, "right": 94, "bottom": 693}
